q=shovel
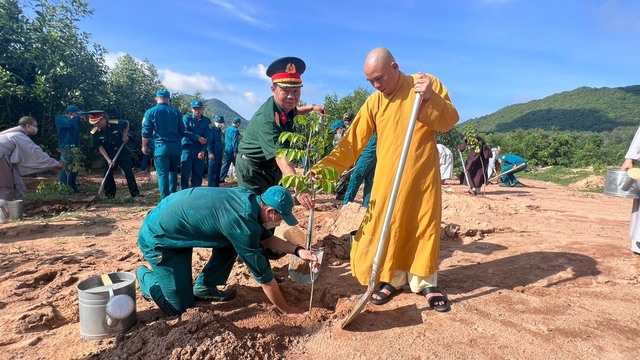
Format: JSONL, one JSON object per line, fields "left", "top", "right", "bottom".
{"left": 97, "top": 143, "right": 125, "bottom": 196}
{"left": 487, "top": 162, "right": 526, "bottom": 183}
{"left": 341, "top": 93, "right": 423, "bottom": 329}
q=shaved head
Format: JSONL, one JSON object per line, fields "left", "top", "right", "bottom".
{"left": 364, "top": 47, "right": 400, "bottom": 96}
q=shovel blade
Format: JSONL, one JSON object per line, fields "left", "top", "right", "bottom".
{"left": 340, "top": 288, "right": 373, "bottom": 329}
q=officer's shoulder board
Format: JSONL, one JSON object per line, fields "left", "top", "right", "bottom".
{"left": 108, "top": 119, "right": 120, "bottom": 125}
{"left": 90, "top": 127, "right": 98, "bottom": 135}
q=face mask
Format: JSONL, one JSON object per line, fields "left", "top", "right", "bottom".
{"left": 262, "top": 210, "right": 281, "bottom": 229}
{"left": 215, "top": 122, "right": 223, "bottom": 129}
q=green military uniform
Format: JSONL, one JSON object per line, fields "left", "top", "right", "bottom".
{"left": 236, "top": 97, "right": 296, "bottom": 194}
{"left": 91, "top": 119, "right": 140, "bottom": 198}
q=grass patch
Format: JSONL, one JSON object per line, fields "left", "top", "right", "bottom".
{"left": 517, "top": 166, "right": 596, "bottom": 186}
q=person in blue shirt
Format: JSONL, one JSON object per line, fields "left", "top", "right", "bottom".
{"left": 496, "top": 154, "right": 527, "bottom": 187}
{"left": 180, "top": 100, "right": 210, "bottom": 189}
{"left": 142, "top": 89, "right": 185, "bottom": 199}
{"left": 136, "top": 185, "right": 319, "bottom": 317}
{"left": 343, "top": 134, "right": 377, "bottom": 208}
{"left": 219, "top": 117, "right": 240, "bottom": 183}
{"left": 207, "top": 115, "right": 224, "bottom": 187}
{"left": 55, "top": 105, "right": 83, "bottom": 193}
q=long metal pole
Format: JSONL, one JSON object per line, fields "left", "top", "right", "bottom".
{"left": 341, "top": 93, "right": 423, "bottom": 329}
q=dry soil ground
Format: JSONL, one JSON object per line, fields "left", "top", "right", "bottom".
{"left": 0, "top": 171, "right": 638, "bottom": 360}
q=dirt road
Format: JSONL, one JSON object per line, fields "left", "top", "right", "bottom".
{"left": 0, "top": 176, "right": 638, "bottom": 359}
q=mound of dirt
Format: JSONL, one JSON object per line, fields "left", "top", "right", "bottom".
{"left": 568, "top": 175, "right": 605, "bottom": 190}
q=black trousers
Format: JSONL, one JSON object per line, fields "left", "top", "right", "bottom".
{"left": 102, "top": 148, "right": 139, "bottom": 198}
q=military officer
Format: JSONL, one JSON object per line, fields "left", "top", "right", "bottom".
{"left": 235, "top": 56, "right": 324, "bottom": 209}
{"left": 181, "top": 100, "right": 210, "bottom": 189}
{"left": 88, "top": 111, "right": 141, "bottom": 198}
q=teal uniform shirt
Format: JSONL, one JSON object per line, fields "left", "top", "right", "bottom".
{"left": 236, "top": 96, "right": 296, "bottom": 194}
{"left": 224, "top": 125, "right": 240, "bottom": 153}
{"left": 55, "top": 115, "right": 81, "bottom": 148}
{"left": 142, "top": 103, "right": 184, "bottom": 152}
{"left": 208, "top": 125, "right": 223, "bottom": 157}
{"left": 138, "top": 187, "right": 274, "bottom": 283}
{"left": 182, "top": 114, "right": 211, "bottom": 154}
{"left": 142, "top": 102, "right": 184, "bottom": 198}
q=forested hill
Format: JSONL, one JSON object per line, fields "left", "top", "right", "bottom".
{"left": 464, "top": 85, "right": 640, "bottom": 133}
{"left": 203, "top": 98, "right": 248, "bottom": 130}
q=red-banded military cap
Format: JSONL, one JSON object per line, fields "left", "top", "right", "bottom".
{"left": 266, "top": 56, "right": 306, "bottom": 88}
{"left": 86, "top": 110, "right": 107, "bottom": 125}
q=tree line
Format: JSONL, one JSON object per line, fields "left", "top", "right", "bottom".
{"left": 1, "top": 0, "right": 632, "bottom": 173}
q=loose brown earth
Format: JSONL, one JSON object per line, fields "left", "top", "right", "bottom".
{"left": 0, "top": 171, "right": 638, "bottom": 359}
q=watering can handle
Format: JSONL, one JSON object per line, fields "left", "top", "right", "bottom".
{"left": 101, "top": 274, "right": 113, "bottom": 286}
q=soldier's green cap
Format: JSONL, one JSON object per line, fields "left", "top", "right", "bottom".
{"left": 331, "top": 120, "right": 346, "bottom": 133}
{"left": 156, "top": 89, "right": 171, "bottom": 98}
{"left": 261, "top": 186, "right": 298, "bottom": 226}
{"left": 191, "top": 100, "right": 204, "bottom": 108}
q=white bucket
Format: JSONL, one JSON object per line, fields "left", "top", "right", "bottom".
{"left": 0, "top": 199, "right": 9, "bottom": 223}
{"left": 7, "top": 200, "right": 23, "bottom": 220}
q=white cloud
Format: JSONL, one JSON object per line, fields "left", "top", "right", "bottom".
{"left": 104, "top": 51, "right": 127, "bottom": 69}
{"left": 243, "top": 91, "right": 262, "bottom": 105}
{"left": 242, "top": 64, "right": 270, "bottom": 81}
{"left": 206, "top": 0, "right": 273, "bottom": 29}
{"left": 159, "top": 69, "right": 235, "bottom": 95}
{"left": 103, "top": 51, "right": 143, "bottom": 69}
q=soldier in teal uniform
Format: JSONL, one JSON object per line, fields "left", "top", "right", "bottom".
{"left": 219, "top": 117, "right": 240, "bottom": 183}
{"left": 136, "top": 185, "right": 319, "bottom": 317}
{"left": 181, "top": 100, "right": 210, "bottom": 189}
{"left": 207, "top": 114, "right": 224, "bottom": 187}
{"left": 88, "top": 111, "right": 141, "bottom": 198}
{"left": 235, "top": 56, "right": 324, "bottom": 209}
{"left": 343, "top": 134, "right": 377, "bottom": 208}
{"left": 496, "top": 154, "right": 527, "bottom": 187}
{"left": 56, "top": 105, "right": 83, "bottom": 193}
{"left": 142, "top": 89, "right": 185, "bottom": 199}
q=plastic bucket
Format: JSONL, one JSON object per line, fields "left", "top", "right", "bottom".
{"left": 7, "top": 200, "right": 23, "bottom": 220}
{"left": 603, "top": 169, "right": 640, "bottom": 199}
{"left": 77, "top": 272, "right": 137, "bottom": 340}
{"left": 0, "top": 199, "right": 8, "bottom": 223}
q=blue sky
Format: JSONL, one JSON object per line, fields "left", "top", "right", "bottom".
{"left": 82, "top": 0, "right": 640, "bottom": 121}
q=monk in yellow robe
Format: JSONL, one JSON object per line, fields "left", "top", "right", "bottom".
{"left": 311, "top": 48, "right": 459, "bottom": 311}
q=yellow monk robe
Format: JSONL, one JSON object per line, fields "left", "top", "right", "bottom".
{"left": 313, "top": 73, "right": 459, "bottom": 285}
